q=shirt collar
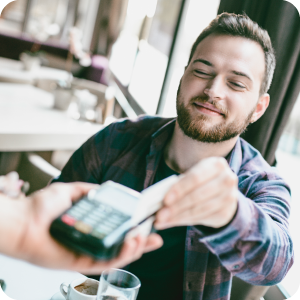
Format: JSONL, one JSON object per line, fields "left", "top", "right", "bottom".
{"left": 149, "top": 118, "right": 176, "bottom": 155}
{"left": 226, "top": 137, "right": 243, "bottom": 174}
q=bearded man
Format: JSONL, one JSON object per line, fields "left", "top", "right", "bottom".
{"left": 53, "top": 13, "right": 294, "bottom": 300}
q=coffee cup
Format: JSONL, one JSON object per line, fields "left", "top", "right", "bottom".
{"left": 60, "top": 278, "right": 99, "bottom": 300}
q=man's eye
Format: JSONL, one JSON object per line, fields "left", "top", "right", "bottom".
{"left": 229, "top": 82, "right": 245, "bottom": 89}
{"left": 194, "top": 70, "right": 211, "bottom": 76}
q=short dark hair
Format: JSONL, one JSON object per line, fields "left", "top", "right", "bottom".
{"left": 188, "top": 12, "right": 276, "bottom": 95}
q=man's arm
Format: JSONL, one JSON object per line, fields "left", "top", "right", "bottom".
{"left": 155, "top": 157, "right": 293, "bottom": 285}
{"left": 195, "top": 189, "right": 293, "bottom": 285}
{"left": 0, "top": 182, "right": 163, "bottom": 273}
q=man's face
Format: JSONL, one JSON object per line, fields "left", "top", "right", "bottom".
{"left": 177, "top": 34, "right": 267, "bottom": 143}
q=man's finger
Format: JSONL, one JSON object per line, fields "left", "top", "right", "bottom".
{"left": 143, "top": 233, "right": 163, "bottom": 252}
{"left": 52, "top": 182, "right": 100, "bottom": 202}
{"left": 173, "top": 191, "right": 231, "bottom": 222}
{"left": 161, "top": 168, "right": 237, "bottom": 221}
{"left": 158, "top": 176, "right": 229, "bottom": 223}
{"left": 35, "top": 182, "right": 100, "bottom": 220}
{"left": 164, "top": 157, "right": 228, "bottom": 205}
{"left": 156, "top": 188, "right": 236, "bottom": 229}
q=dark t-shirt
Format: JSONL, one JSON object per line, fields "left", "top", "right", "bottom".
{"left": 127, "top": 157, "right": 186, "bottom": 300}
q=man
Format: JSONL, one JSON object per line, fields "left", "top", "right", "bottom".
{"left": 53, "top": 13, "right": 294, "bottom": 300}
{"left": 0, "top": 173, "right": 162, "bottom": 273}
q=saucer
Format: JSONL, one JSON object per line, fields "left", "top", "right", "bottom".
{"left": 50, "top": 292, "right": 65, "bottom": 300}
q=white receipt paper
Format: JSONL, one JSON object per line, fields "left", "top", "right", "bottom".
{"left": 127, "top": 175, "right": 180, "bottom": 238}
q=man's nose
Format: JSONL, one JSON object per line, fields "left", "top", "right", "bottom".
{"left": 203, "top": 76, "right": 225, "bottom": 100}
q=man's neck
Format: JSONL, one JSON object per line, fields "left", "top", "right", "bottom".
{"left": 164, "top": 121, "right": 239, "bottom": 173}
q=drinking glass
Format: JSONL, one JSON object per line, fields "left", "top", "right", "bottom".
{"left": 97, "top": 269, "right": 141, "bottom": 300}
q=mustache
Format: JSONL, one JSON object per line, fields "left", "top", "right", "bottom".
{"left": 190, "top": 95, "right": 228, "bottom": 116}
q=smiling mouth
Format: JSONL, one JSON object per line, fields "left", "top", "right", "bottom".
{"left": 193, "top": 102, "right": 225, "bottom": 116}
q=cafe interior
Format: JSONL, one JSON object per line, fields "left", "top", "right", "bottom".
{"left": 0, "top": 0, "right": 299, "bottom": 299}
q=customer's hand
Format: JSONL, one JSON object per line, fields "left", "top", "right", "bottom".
{"left": 155, "top": 157, "right": 238, "bottom": 229}
{"left": 17, "top": 183, "right": 163, "bottom": 273}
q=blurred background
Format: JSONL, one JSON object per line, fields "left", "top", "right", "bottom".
{"left": 0, "top": 0, "right": 299, "bottom": 299}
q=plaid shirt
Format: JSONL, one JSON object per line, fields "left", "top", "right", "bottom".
{"left": 53, "top": 116, "right": 294, "bottom": 300}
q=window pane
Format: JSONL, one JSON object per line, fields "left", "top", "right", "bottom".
{"left": 147, "top": 0, "right": 182, "bottom": 56}
{"left": 128, "top": 0, "right": 181, "bottom": 114}
{"left": 128, "top": 40, "right": 168, "bottom": 114}
{"left": 161, "top": 0, "right": 221, "bottom": 117}
{"left": 110, "top": 31, "right": 139, "bottom": 86}
{"left": 276, "top": 92, "right": 300, "bottom": 296}
{"left": 109, "top": 0, "right": 182, "bottom": 114}
{"left": 109, "top": 0, "right": 147, "bottom": 86}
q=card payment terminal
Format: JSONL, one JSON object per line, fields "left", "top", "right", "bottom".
{"left": 50, "top": 175, "right": 179, "bottom": 260}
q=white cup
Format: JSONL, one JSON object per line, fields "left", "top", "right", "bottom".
{"left": 60, "top": 278, "right": 99, "bottom": 300}
{"left": 53, "top": 88, "right": 74, "bottom": 110}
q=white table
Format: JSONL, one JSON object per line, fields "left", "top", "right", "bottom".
{"left": 0, "top": 254, "right": 86, "bottom": 300}
{"left": 0, "top": 83, "right": 103, "bottom": 151}
{"left": 0, "top": 57, "right": 70, "bottom": 85}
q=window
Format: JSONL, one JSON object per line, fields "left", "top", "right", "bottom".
{"left": 275, "top": 92, "right": 300, "bottom": 296}
{"left": 109, "top": 0, "right": 182, "bottom": 115}
{"left": 110, "top": 0, "right": 221, "bottom": 116}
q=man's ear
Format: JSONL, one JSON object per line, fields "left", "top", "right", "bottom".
{"left": 250, "top": 93, "right": 270, "bottom": 123}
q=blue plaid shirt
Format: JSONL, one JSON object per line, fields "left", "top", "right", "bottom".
{"left": 53, "top": 116, "right": 294, "bottom": 300}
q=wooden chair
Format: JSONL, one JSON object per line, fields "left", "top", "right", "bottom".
{"left": 16, "top": 152, "right": 60, "bottom": 194}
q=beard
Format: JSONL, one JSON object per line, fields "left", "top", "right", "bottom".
{"left": 176, "top": 86, "right": 255, "bottom": 143}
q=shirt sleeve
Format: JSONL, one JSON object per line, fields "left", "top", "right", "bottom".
{"left": 194, "top": 172, "right": 294, "bottom": 286}
{"left": 51, "top": 123, "right": 113, "bottom": 184}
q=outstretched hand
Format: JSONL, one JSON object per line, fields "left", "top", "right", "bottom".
{"left": 16, "top": 182, "right": 163, "bottom": 273}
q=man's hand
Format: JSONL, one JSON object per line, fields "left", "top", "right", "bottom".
{"left": 155, "top": 157, "right": 238, "bottom": 229}
{"left": 17, "top": 182, "right": 163, "bottom": 274}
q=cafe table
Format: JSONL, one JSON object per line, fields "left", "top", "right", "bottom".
{"left": 0, "top": 83, "right": 103, "bottom": 152}
{"left": 0, "top": 253, "right": 87, "bottom": 300}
